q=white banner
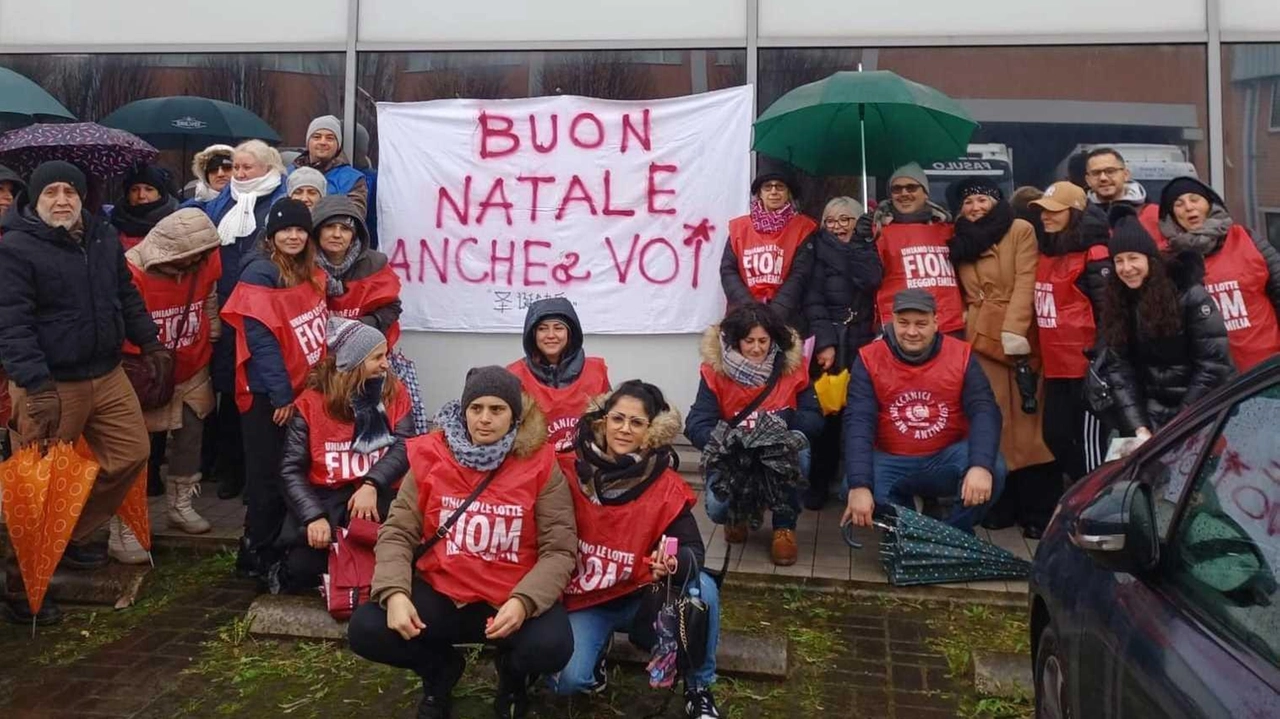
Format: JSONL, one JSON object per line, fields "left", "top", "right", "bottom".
{"left": 376, "top": 86, "right": 752, "bottom": 333}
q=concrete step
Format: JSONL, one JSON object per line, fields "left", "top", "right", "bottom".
{"left": 247, "top": 594, "right": 788, "bottom": 680}
{"left": 973, "top": 650, "right": 1033, "bottom": 699}
{"left": 3, "top": 562, "right": 152, "bottom": 610}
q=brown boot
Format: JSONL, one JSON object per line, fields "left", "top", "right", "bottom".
{"left": 723, "top": 524, "right": 748, "bottom": 544}
{"left": 771, "top": 529, "right": 799, "bottom": 566}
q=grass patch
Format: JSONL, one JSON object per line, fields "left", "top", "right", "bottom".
{"left": 925, "top": 602, "right": 1033, "bottom": 719}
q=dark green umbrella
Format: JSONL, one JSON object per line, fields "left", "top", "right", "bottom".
{"left": 0, "top": 67, "right": 75, "bottom": 125}
{"left": 99, "top": 96, "right": 280, "bottom": 150}
{"left": 752, "top": 69, "right": 977, "bottom": 203}
{"left": 874, "top": 505, "right": 1030, "bottom": 586}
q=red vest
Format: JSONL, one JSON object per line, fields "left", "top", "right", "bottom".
{"left": 727, "top": 214, "right": 817, "bottom": 302}
{"left": 876, "top": 222, "right": 965, "bottom": 334}
{"left": 859, "top": 336, "right": 971, "bottom": 456}
{"left": 558, "top": 459, "right": 694, "bottom": 611}
{"left": 327, "top": 265, "right": 403, "bottom": 349}
{"left": 294, "top": 387, "right": 412, "bottom": 488}
{"left": 1139, "top": 204, "right": 1164, "bottom": 250}
{"left": 700, "top": 359, "right": 809, "bottom": 432}
{"left": 507, "top": 357, "right": 611, "bottom": 454}
{"left": 221, "top": 274, "right": 328, "bottom": 413}
{"left": 411, "top": 432, "right": 551, "bottom": 607}
{"left": 1201, "top": 225, "right": 1280, "bottom": 371}
{"left": 123, "top": 252, "right": 222, "bottom": 384}
{"left": 1035, "top": 246, "right": 1109, "bottom": 379}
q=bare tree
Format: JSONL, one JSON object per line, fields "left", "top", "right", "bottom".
{"left": 195, "top": 55, "right": 281, "bottom": 135}
{"left": 538, "top": 52, "right": 654, "bottom": 100}
{"left": 0, "top": 54, "right": 157, "bottom": 122}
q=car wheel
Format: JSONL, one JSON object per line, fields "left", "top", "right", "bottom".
{"left": 1035, "top": 623, "right": 1072, "bottom": 719}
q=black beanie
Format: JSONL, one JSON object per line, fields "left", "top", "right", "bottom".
{"left": 1158, "top": 176, "right": 1224, "bottom": 220}
{"left": 264, "top": 198, "right": 314, "bottom": 238}
{"left": 123, "top": 164, "right": 175, "bottom": 199}
{"left": 1107, "top": 205, "right": 1159, "bottom": 258}
{"left": 28, "top": 160, "right": 87, "bottom": 201}
{"left": 461, "top": 365, "right": 523, "bottom": 418}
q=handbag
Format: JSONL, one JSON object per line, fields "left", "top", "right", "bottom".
{"left": 122, "top": 272, "right": 200, "bottom": 410}
{"left": 631, "top": 547, "right": 710, "bottom": 686}
{"left": 323, "top": 515, "right": 381, "bottom": 620}
{"left": 1083, "top": 347, "right": 1115, "bottom": 416}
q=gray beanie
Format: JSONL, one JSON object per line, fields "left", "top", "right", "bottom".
{"left": 889, "top": 162, "right": 930, "bottom": 196}
{"left": 287, "top": 167, "right": 328, "bottom": 198}
{"left": 306, "top": 115, "right": 343, "bottom": 149}
{"left": 326, "top": 317, "right": 386, "bottom": 371}
{"left": 461, "top": 366, "right": 523, "bottom": 418}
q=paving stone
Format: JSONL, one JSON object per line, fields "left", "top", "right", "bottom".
{"left": 247, "top": 594, "right": 347, "bottom": 641}
{"left": 30, "top": 563, "right": 153, "bottom": 608}
{"left": 889, "top": 664, "right": 926, "bottom": 691}
{"left": 608, "top": 629, "right": 788, "bottom": 680}
{"left": 973, "top": 650, "right": 1034, "bottom": 699}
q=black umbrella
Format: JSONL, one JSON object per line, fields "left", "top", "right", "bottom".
{"left": 99, "top": 96, "right": 280, "bottom": 149}
{"left": 701, "top": 412, "right": 808, "bottom": 530}
{"left": 875, "top": 505, "right": 1031, "bottom": 586}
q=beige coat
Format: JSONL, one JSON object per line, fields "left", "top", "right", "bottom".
{"left": 955, "top": 218, "right": 1054, "bottom": 471}
{"left": 124, "top": 209, "right": 222, "bottom": 433}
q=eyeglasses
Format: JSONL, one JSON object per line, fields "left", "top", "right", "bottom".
{"left": 606, "top": 412, "right": 650, "bottom": 431}
{"left": 824, "top": 215, "right": 856, "bottom": 226}
{"left": 759, "top": 181, "right": 789, "bottom": 193}
{"left": 1085, "top": 167, "right": 1125, "bottom": 179}
{"left": 890, "top": 183, "right": 923, "bottom": 195}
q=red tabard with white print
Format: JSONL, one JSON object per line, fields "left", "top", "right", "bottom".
{"left": 727, "top": 215, "right": 817, "bottom": 302}
{"left": 508, "top": 357, "right": 610, "bottom": 454}
{"left": 558, "top": 459, "right": 694, "bottom": 611}
{"left": 875, "top": 222, "right": 965, "bottom": 334}
{"left": 326, "top": 264, "right": 403, "bottom": 349}
{"left": 412, "top": 432, "right": 551, "bottom": 607}
{"left": 859, "top": 335, "right": 970, "bottom": 456}
{"left": 123, "top": 252, "right": 222, "bottom": 383}
{"left": 294, "top": 387, "right": 411, "bottom": 489}
{"left": 700, "top": 360, "right": 809, "bottom": 431}
{"left": 1200, "top": 225, "right": 1280, "bottom": 371}
{"left": 1035, "top": 246, "right": 1108, "bottom": 379}
{"left": 220, "top": 272, "right": 328, "bottom": 413}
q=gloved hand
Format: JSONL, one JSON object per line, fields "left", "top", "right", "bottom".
{"left": 1001, "top": 331, "right": 1031, "bottom": 357}
{"left": 142, "top": 343, "right": 174, "bottom": 382}
{"left": 23, "top": 384, "right": 61, "bottom": 442}
{"left": 853, "top": 214, "right": 875, "bottom": 242}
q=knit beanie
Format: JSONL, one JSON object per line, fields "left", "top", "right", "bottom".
{"left": 326, "top": 317, "right": 386, "bottom": 371}
{"left": 461, "top": 366, "right": 523, "bottom": 418}
{"left": 306, "top": 115, "right": 343, "bottom": 148}
{"left": 1107, "top": 205, "right": 1159, "bottom": 258}
{"left": 1158, "top": 176, "right": 1225, "bottom": 220}
{"left": 287, "top": 167, "right": 328, "bottom": 198}
{"left": 28, "top": 160, "right": 87, "bottom": 200}
{"left": 264, "top": 198, "right": 314, "bottom": 237}
{"left": 889, "top": 162, "right": 930, "bottom": 196}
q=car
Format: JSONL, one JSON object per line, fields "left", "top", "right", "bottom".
{"left": 1029, "top": 358, "right": 1280, "bottom": 718}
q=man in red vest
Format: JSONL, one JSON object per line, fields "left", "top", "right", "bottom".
{"left": 842, "top": 289, "right": 1006, "bottom": 532}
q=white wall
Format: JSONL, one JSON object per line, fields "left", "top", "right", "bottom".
{"left": 1221, "top": 0, "right": 1280, "bottom": 33}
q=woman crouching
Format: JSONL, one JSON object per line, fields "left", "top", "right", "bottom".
{"left": 348, "top": 366, "right": 576, "bottom": 719}
{"left": 550, "top": 381, "right": 723, "bottom": 719}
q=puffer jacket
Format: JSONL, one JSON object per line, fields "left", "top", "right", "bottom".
{"left": 1037, "top": 203, "right": 1112, "bottom": 324}
{"left": 125, "top": 209, "right": 223, "bottom": 432}
{"left": 311, "top": 195, "right": 401, "bottom": 334}
{"left": 1105, "top": 251, "right": 1236, "bottom": 433}
{"left": 802, "top": 228, "right": 882, "bottom": 372}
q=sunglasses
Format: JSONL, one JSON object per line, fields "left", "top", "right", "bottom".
{"left": 890, "top": 183, "right": 923, "bottom": 195}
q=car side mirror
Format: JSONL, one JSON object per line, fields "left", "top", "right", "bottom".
{"left": 1070, "top": 478, "right": 1159, "bottom": 574}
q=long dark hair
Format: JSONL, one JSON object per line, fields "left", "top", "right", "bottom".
{"left": 1100, "top": 252, "right": 1183, "bottom": 347}
{"left": 720, "top": 303, "right": 795, "bottom": 354}
{"left": 601, "top": 379, "right": 669, "bottom": 422}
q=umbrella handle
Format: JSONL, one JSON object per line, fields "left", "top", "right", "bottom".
{"left": 841, "top": 521, "right": 863, "bottom": 550}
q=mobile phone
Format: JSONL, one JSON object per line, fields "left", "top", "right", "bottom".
{"left": 660, "top": 536, "right": 678, "bottom": 562}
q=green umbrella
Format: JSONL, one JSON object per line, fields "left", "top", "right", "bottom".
{"left": 752, "top": 69, "right": 977, "bottom": 203}
{"left": 99, "top": 96, "right": 280, "bottom": 150}
{"left": 0, "top": 67, "right": 75, "bottom": 125}
{"left": 874, "top": 505, "right": 1030, "bottom": 586}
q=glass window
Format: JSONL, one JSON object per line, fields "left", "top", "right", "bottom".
{"left": 759, "top": 45, "right": 1208, "bottom": 219}
{"left": 1134, "top": 419, "right": 1218, "bottom": 537}
{"left": 1265, "top": 211, "right": 1280, "bottom": 252}
{"left": 1271, "top": 80, "right": 1280, "bottom": 132}
{"left": 1167, "top": 385, "right": 1280, "bottom": 669}
{"left": 1224, "top": 44, "right": 1280, "bottom": 240}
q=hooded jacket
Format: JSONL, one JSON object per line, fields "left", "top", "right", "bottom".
{"left": 292, "top": 151, "right": 368, "bottom": 218}
{"left": 190, "top": 144, "right": 233, "bottom": 203}
{"left": 1104, "top": 251, "right": 1236, "bottom": 433}
{"left": 371, "top": 395, "right": 578, "bottom": 617}
{"left": 1088, "top": 181, "right": 1148, "bottom": 211}
{"left": 518, "top": 297, "right": 590, "bottom": 388}
{"left": 0, "top": 164, "right": 24, "bottom": 224}
{"left": 0, "top": 195, "right": 159, "bottom": 390}
{"left": 802, "top": 228, "right": 882, "bottom": 372}
{"left": 311, "top": 195, "right": 401, "bottom": 334}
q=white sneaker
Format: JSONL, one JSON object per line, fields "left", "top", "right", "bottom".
{"left": 166, "top": 474, "right": 212, "bottom": 535}
{"left": 108, "top": 516, "right": 150, "bottom": 565}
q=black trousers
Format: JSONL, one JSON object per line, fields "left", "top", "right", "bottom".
{"left": 986, "top": 461, "right": 1061, "bottom": 530}
{"left": 202, "top": 392, "right": 244, "bottom": 480}
{"left": 1043, "top": 378, "right": 1108, "bottom": 484}
{"left": 805, "top": 415, "right": 843, "bottom": 504}
{"left": 348, "top": 577, "right": 574, "bottom": 681}
{"left": 241, "top": 394, "right": 286, "bottom": 551}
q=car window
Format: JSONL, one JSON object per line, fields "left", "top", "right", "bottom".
{"left": 1165, "top": 385, "right": 1280, "bottom": 668}
{"left": 1134, "top": 419, "right": 1218, "bottom": 537}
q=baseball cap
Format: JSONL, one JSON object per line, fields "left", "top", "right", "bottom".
{"left": 1029, "top": 181, "right": 1087, "bottom": 213}
{"left": 892, "top": 288, "right": 937, "bottom": 314}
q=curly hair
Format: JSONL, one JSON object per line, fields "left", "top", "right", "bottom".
{"left": 1100, "top": 253, "right": 1183, "bottom": 348}
{"left": 306, "top": 354, "right": 400, "bottom": 423}
{"left": 719, "top": 303, "right": 795, "bottom": 354}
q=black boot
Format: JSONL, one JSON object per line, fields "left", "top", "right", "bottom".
{"left": 235, "top": 536, "right": 262, "bottom": 579}
{"left": 60, "top": 540, "right": 109, "bottom": 570}
{"left": 417, "top": 647, "right": 466, "bottom": 719}
{"left": 3, "top": 566, "right": 63, "bottom": 626}
{"left": 216, "top": 468, "right": 245, "bottom": 500}
{"left": 493, "top": 652, "right": 530, "bottom": 719}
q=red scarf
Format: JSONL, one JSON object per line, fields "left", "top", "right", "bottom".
{"left": 749, "top": 198, "right": 796, "bottom": 234}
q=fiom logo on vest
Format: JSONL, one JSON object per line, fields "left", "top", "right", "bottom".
{"left": 152, "top": 305, "right": 203, "bottom": 348}
{"left": 437, "top": 496, "right": 524, "bottom": 564}
{"left": 1034, "top": 281, "right": 1058, "bottom": 329}
{"left": 546, "top": 415, "right": 579, "bottom": 453}
{"left": 900, "top": 245, "right": 957, "bottom": 290}
{"left": 740, "top": 244, "right": 785, "bottom": 288}
{"left": 322, "top": 441, "right": 392, "bottom": 486}
{"left": 566, "top": 540, "right": 635, "bottom": 596}
{"left": 887, "top": 390, "right": 952, "bottom": 441}
{"left": 289, "top": 304, "right": 329, "bottom": 366}
{"left": 1206, "top": 280, "right": 1251, "bottom": 331}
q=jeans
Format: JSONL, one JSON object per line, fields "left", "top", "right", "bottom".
{"left": 869, "top": 440, "right": 1007, "bottom": 532}
{"left": 549, "top": 572, "right": 721, "bottom": 694}
{"left": 705, "top": 447, "right": 810, "bottom": 530}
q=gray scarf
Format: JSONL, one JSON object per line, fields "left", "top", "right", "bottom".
{"left": 720, "top": 342, "right": 780, "bottom": 387}
{"left": 1158, "top": 206, "right": 1233, "bottom": 257}
{"left": 317, "top": 240, "right": 363, "bottom": 297}
{"left": 434, "top": 399, "right": 516, "bottom": 471}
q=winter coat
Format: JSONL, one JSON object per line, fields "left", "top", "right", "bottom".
{"left": 955, "top": 217, "right": 1054, "bottom": 471}
{"left": 516, "top": 296, "right": 600, "bottom": 389}
{"left": 684, "top": 326, "right": 824, "bottom": 450}
{"left": 292, "top": 152, "right": 368, "bottom": 218}
{"left": 1038, "top": 203, "right": 1113, "bottom": 326}
{"left": 370, "top": 396, "right": 578, "bottom": 617}
{"left": 236, "top": 248, "right": 311, "bottom": 407}
{"left": 109, "top": 195, "right": 179, "bottom": 250}
{"left": 719, "top": 219, "right": 816, "bottom": 333}
{"left": 1105, "top": 252, "right": 1236, "bottom": 434}
{"left": 311, "top": 195, "right": 401, "bottom": 334}
{"left": 802, "top": 229, "right": 882, "bottom": 372}
{"left": 190, "top": 144, "right": 233, "bottom": 203}
{"left": 0, "top": 201, "right": 158, "bottom": 391}
{"left": 125, "top": 210, "right": 223, "bottom": 433}
{"left": 844, "top": 329, "right": 1002, "bottom": 491}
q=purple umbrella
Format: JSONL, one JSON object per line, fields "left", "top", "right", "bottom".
{"left": 0, "top": 122, "right": 158, "bottom": 177}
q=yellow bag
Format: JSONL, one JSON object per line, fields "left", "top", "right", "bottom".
{"left": 814, "top": 370, "right": 851, "bottom": 416}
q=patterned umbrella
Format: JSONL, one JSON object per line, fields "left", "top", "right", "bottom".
{"left": 701, "top": 412, "right": 808, "bottom": 530}
{"left": 875, "top": 505, "right": 1031, "bottom": 586}
{"left": 74, "top": 438, "right": 151, "bottom": 554}
{"left": 0, "top": 122, "right": 158, "bottom": 177}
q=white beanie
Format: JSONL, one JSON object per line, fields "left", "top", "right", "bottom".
{"left": 306, "top": 115, "right": 343, "bottom": 149}
{"left": 287, "top": 167, "right": 328, "bottom": 197}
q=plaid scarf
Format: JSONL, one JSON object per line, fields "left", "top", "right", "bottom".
{"left": 434, "top": 400, "right": 516, "bottom": 471}
{"left": 721, "top": 342, "right": 780, "bottom": 387}
{"left": 749, "top": 198, "right": 796, "bottom": 235}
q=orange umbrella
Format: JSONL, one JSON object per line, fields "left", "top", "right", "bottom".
{"left": 73, "top": 438, "right": 151, "bottom": 552}
{"left": 0, "top": 441, "right": 100, "bottom": 616}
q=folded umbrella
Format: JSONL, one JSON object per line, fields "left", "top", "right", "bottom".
{"left": 74, "top": 439, "right": 151, "bottom": 556}
{"left": 701, "top": 412, "right": 808, "bottom": 530}
{"left": 875, "top": 504, "right": 1030, "bottom": 586}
